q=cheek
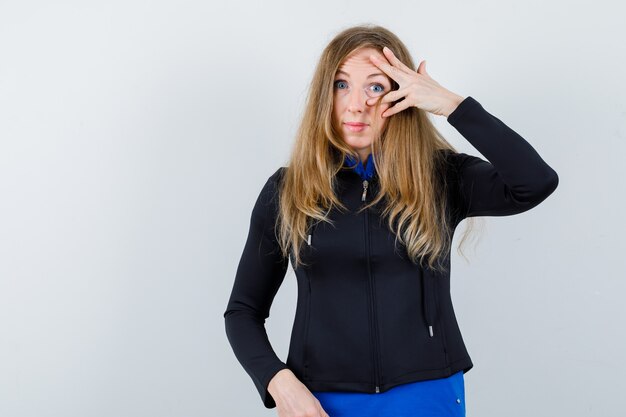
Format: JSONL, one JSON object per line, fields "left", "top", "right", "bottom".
{"left": 333, "top": 97, "right": 344, "bottom": 114}
{"left": 369, "top": 116, "right": 383, "bottom": 134}
{"left": 379, "top": 115, "right": 389, "bottom": 130}
{"left": 333, "top": 108, "right": 341, "bottom": 127}
{"left": 374, "top": 103, "right": 391, "bottom": 119}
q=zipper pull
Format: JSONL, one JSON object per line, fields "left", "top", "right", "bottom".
{"left": 307, "top": 234, "right": 311, "bottom": 245}
{"left": 375, "top": 385, "right": 380, "bottom": 393}
{"left": 361, "top": 180, "right": 369, "bottom": 201}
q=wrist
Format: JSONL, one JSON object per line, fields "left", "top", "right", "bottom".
{"left": 443, "top": 94, "right": 465, "bottom": 118}
{"left": 267, "top": 368, "right": 294, "bottom": 398}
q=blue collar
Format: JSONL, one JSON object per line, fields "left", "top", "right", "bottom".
{"left": 343, "top": 153, "right": 376, "bottom": 181}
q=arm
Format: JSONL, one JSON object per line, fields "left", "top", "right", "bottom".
{"left": 446, "top": 96, "right": 559, "bottom": 219}
{"left": 223, "top": 167, "right": 290, "bottom": 409}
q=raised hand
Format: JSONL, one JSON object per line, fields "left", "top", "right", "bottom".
{"left": 367, "top": 46, "right": 465, "bottom": 118}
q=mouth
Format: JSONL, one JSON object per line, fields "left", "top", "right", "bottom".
{"left": 343, "top": 122, "right": 368, "bottom": 132}
{"left": 344, "top": 122, "right": 369, "bottom": 132}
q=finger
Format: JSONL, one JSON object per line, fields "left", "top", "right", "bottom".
{"left": 366, "top": 88, "right": 405, "bottom": 106}
{"left": 416, "top": 60, "right": 430, "bottom": 78}
{"left": 369, "top": 54, "right": 403, "bottom": 83}
{"left": 382, "top": 99, "right": 411, "bottom": 118}
{"left": 317, "top": 402, "right": 330, "bottom": 417}
{"left": 379, "top": 89, "right": 407, "bottom": 105}
{"left": 382, "top": 46, "right": 415, "bottom": 74}
{"left": 381, "top": 88, "right": 409, "bottom": 104}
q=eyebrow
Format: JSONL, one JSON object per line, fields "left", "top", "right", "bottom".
{"left": 335, "top": 70, "right": 387, "bottom": 79}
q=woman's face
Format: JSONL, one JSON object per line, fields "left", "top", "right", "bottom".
{"left": 332, "top": 47, "right": 393, "bottom": 163}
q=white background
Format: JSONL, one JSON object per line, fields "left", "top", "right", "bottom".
{"left": 1, "top": 0, "right": 624, "bottom": 416}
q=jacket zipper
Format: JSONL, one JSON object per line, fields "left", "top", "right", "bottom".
{"left": 362, "top": 179, "right": 381, "bottom": 393}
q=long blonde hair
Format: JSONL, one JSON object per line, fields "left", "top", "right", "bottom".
{"left": 277, "top": 23, "right": 479, "bottom": 273}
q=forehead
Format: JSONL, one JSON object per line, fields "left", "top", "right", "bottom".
{"left": 337, "top": 47, "right": 386, "bottom": 75}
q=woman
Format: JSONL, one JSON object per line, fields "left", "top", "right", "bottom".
{"left": 224, "top": 24, "right": 558, "bottom": 417}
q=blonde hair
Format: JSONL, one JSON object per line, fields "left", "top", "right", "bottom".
{"left": 277, "top": 23, "right": 479, "bottom": 273}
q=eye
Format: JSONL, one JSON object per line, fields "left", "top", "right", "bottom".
{"left": 369, "top": 83, "right": 385, "bottom": 95}
{"left": 334, "top": 80, "right": 348, "bottom": 90}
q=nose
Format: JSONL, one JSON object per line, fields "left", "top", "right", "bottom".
{"left": 346, "top": 88, "right": 367, "bottom": 113}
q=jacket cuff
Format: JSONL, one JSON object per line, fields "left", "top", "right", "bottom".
{"left": 446, "top": 96, "right": 478, "bottom": 125}
{"left": 259, "top": 363, "right": 290, "bottom": 409}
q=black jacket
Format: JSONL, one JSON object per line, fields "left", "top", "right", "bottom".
{"left": 223, "top": 96, "right": 559, "bottom": 409}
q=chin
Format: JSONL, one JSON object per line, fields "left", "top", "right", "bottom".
{"left": 344, "top": 141, "right": 373, "bottom": 151}
{"left": 342, "top": 134, "right": 371, "bottom": 144}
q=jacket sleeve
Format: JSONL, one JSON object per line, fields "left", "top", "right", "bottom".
{"left": 223, "top": 167, "right": 290, "bottom": 409}
{"left": 445, "top": 96, "right": 559, "bottom": 219}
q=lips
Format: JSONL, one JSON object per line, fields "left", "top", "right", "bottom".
{"left": 343, "top": 122, "right": 368, "bottom": 132}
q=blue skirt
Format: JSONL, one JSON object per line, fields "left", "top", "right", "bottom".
{"left": 311, "top": 371, "right": 465, "bottom": 417}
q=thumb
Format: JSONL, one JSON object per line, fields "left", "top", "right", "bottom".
{"left": 417, "top": 60, "right": 429, "bottom": 77}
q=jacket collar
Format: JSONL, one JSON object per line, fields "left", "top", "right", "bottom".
{"left": 343, "top": 153, "right": 376, "bottom": 181}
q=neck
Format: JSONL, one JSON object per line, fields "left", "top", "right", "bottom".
{"left": 358, "top": 152, "right": 370, "bottom": 165}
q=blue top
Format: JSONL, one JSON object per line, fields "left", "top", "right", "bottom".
{"left": 344, "top": 153, "right": 376, "bottom": 181}
{"left": 313, "top": 154, "right": 466, "bottom": 417}
{"left": 311, "top": 371, "right": 465, "bottom": 417}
